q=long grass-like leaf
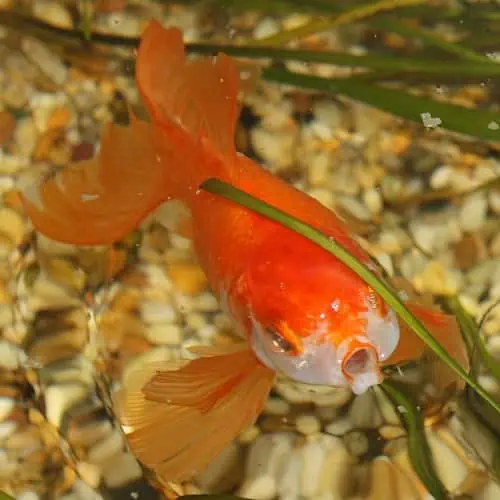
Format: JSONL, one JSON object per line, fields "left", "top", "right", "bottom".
{"left": 372, "top": 17, "right": 493, "bottom": 64}
{"left": 0, "top": 492, "right": 14, "bottom": 500}
{"left": 189, "top": 43, "right": 500, "bottom": 79}
{"left": 445, "top": 296, "right": 500, "bottom": 384}
{"left": 261, "top": 67, "right": 500, "bottom": 143}
{"left": 253, "top": 0, "right": 429, "bottom": 46}
{"left": 200, "top": 178, "right": 500, "bottom": 416}
{"left": 380, "top": 381, "right": 447, "bottom": 500}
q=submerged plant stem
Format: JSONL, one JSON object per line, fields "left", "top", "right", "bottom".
{"left": 380, "top": 381, "right": 447, "bottom": 500}
{"left": 253, "top": 0, "right": 430, "bottom": 46}
{"left": 200, "top": 178, "right": 500, "bottom": 416}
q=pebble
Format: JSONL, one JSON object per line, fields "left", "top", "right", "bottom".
{"left": 239, "top": 474, "right": 276, "bottom": 500}
{"left": 87, "top": 429, "right": 125, "bottom": 465}
{"left": 295, "top": 414, "right": 321, "bottom": 435}
{"left": 21, "top": 38, "right": 68, "bottom": 85}
{"left": 140, "top": 300, "right": 177, "bottom": 324}
{"left": 489, "top": 190, "right": 500, "bottom": 214}
{"left": 166, "top": 262, "right": 208, "bottom": 296}
{"left": 459, "top": 192, "right": 488, "bottom": 232}
{"left": 263, "top": 397, "right": 290, "bottom": 416}
{"left": 325, "top": 417, "right": 353, "bottom": 436}
{"left": 300, "top": 440, "right": 325, "bottom": 497}
{"left": 143, "top": 323, "right": 182, "bottom": 345}
{"left": 0, "top": 110, "right": 16, "bottom": 146}
{"left": 45, "top": 384, "right": 89, "bottom": 428}
{"left": 253, "top": 17, "right": 280, "bottom": 40}
{"left": 430, "top": 164, "right": 453, "bottom": 189}
{"left": 101, "top": 452, "right": 142, "bottom": 488}
{"left": 344, "top": 431, "right": 369, "bottom": 457}
{"left": 0, "top": 397, "right": 14, "bottom": 422}
{"left": 251, "top": 127, "right": 297, "bottom": 171}
{"left": 363, "top": 187, "right": 383, "bottom": 215}
{"left": 34, "top": 2, "right": 73, "bottom": 29}
{"left": 275, "top": 447, "right": 302, "bottom": 498}
{"left": 317, "top": 437, "right": 354, "bottom": 496}
{"left": 348, "top": 391, "right": 383, "bottom": 429}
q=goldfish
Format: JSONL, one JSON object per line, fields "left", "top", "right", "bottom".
{"left": 22, "top": 21, "right": 469, "bottom": 483}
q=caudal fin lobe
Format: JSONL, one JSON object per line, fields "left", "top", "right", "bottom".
{"left": 23, "top": 21, "right": 245, "bottom": 245}
{"left": 117, "top": 344, "right": 275, "bottom": 483}
{"left": 22, "top": 114, "right": 169, "bottom": 245}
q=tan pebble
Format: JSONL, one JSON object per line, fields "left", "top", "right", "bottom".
{"left": 296, "top": 415, "right": 321, "bottom": 435}
{"left": 264, "top": 397, "right": 290, "bottom": 416}
{"left": 238, "top": 424, "right": 260, "bottom": 444}
{"left": 43, "top": 257, "right": 87, "bottom": 292}
{"left": 46, "top": 107, "right": 72, "bottom": 130}
{"left": 344, "top": 431, "right": 369, "bottom": 457}
{"left": 453, "top": 234, "right": 487, "bottom": 270}
{"left": 0, "top": 207, "right": 26, "bottom": 246}
{"left": 0, "top": 397, "right": 14, "bottom": 421}
{"left": 193, "top": 292, "right": 219, "bottom": 312}
{"left": 348, "top": 391, "right": 383, "bottom": 429}
{"left": 144, "top": 324, "right": 182, "bottom": 346}
{"left": 300, "top": 440, "right": 325, "bottom": 497}
{"left": 101, "top": 452, "right": 142, "bottom": 488}
{"left": 76, "top": 462, "right": 101, "bottom": 488}
{"left": 317, "top": 438, "right": 355, "bottom": 497}
{"left": 426, "top": 429, "right": 485, "bottom": 495}
{"left": 477, "top": 480, "right": 500, "bottom": 500}
{"left": 0, "top": 111, "right": 15, "bottom": 146}
{"left": 185, "top": 311, "right": 207, "bottom": 331}
{"left": 379, "top": 425, "right": 406, "bottom": 440}
{"left": 166, "top": 262, "right": 208, "bottom": 296}
{"left": 34, "top": 1, "right": 73, "bottom": 29}
{"left": 363, "top": 188, "right": 383, "bottom": 215}
{"left": 413, "top": 260, "right": 461, "bottom": 296}
{"left": 367, "top": 457, "right": 397, "bottom": 500}
{"left": 325, "top": 417, "right": 353, "bottom": 436}
{"left": 87, "top": 429, "right": 124, "bottom": 465}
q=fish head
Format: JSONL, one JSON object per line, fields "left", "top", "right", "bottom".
{"left": 244, "top": 243, "right": 400, "bottom": 395}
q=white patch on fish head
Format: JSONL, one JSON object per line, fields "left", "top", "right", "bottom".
{"left": 362, "top": 296, "right": 400, "bottom": 363}
{"left": 250, "top": 296, "right": 400, "bottom": 395}
{"left": 250, "top": 316, "right": 348, "bottom": 388}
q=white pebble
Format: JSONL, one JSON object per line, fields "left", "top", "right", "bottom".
{"left": 0, "top": 421, "right": 17, "bottom": 440}
{"left": 253, "top": 17, "right": 280, "bottom": 40}
{"left": 140, "top": 300, "right": 177, "bottom": 324}
{"left": 459, "top": 193, "right": 488, "bottom": 232}
{"left": 430, "top": 165, "right": 453, "bottom": 189}
{"left": 16, "top": 491, "right": 39, "bottom": 500}
{"left": 45, "top": 384, "right": 88, "bottom": 429}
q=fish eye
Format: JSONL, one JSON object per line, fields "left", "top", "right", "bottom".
{"left": 267, "top": 327, "right": 295, "bottom": 353}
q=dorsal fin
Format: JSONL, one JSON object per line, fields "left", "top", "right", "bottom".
{"left": 136, "top": 21, "right": 240, "bottom": 157}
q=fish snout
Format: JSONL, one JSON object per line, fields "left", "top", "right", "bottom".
{"left": 340, "top": 342, "right": 383, "bottom": 395}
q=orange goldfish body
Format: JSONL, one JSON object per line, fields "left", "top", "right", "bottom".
{"left": 22, "top": 21, "right": 469, "bottom": 483}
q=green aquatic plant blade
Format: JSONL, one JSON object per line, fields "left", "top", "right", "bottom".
{"left": 189, "top": 44, "right": 500, "bottom": 80}
{"left": 0, "top": 492, "right": 14, "bottom": 500}
{"left": 380, "top": 381, "right": 447, "bottom": 500}
{"left": 261, "top": 68, "right": 500, "bottom": 143}
{"left": 445, "top": 296, "right": 500, "bottom": 384}
{"left": 372, "top": 17, "right": 492, "bottom": 63}
{"left": 200, "top": 178, "right": 500, "bottom": 416}
{"left": 253, "top": 0, "right": 429, "bottom": 46}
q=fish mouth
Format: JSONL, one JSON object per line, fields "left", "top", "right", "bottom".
{"left": 341, "top": 344, "right": 383, "bottom": 395}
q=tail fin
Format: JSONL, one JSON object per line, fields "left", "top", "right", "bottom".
{"left": 116, "top": 344, "right": 274, "bottom": 483}
{"left": 22, "top": 115, "right": 169, "bottom": 245}
{"left": 22, "top": 21, "right": 244, "bottom": 245}
{"left": 386, "top": 301, "right": 470, "bottom": 392}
